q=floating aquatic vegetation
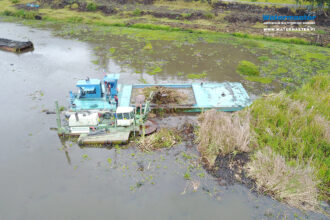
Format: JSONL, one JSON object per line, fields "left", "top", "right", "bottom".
{"left": 237, "top": 60, "right": 260, "bottom": 76}
{"left": 138, "top": 78, "right": 148, "bottom": 84}
{"left": 197, "top": 173, "right": 205, "bottom": 178}
{"left": 59, "top": 106, "right": 67, "bottom": 112}
{"left": 244, "top": 76, "right": 273, "bottom": 84}
{"left": 147, "top": 66, "right": 162, "bottom": 75}
{"left": 109, "top": 47, "right": 116, "bottom": 54}
{"left": 143, "top": 42, "right": 153, "bottom": 50}
{"left": 91, "top": 59, "right": 99, "bottom": 65}
{"left": 186, "top": 72, "right": 207, "bottom": 79}
{"left": 184, "top": 171, "right": 191, "bottom": 180}
{"left": 181, "top": 152, "right": 193, "bottom": 160}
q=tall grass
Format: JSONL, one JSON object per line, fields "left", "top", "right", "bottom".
{"left": 291, "top": 74, "right": 330, "bottom": 119}
{"left": 196, "top": 75, "right": 329, "bottom": 208}
{"left": 246, "top": 147, "right": 319, "bottom": 211}
{"left": 250, "top": 92, "right": 329, "bottom": 163}
{"left": 196, "top": 109, "right": 251, "bottom": 167}
{"left": 249, "top": 74, "right": 330, "bottom": 201}
{"left": 2, "top": 9, "right": 37, "bottom": 19}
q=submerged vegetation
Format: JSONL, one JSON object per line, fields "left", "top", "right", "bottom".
{"left": 196, "top": 75, "right": 329, "bottom": 211}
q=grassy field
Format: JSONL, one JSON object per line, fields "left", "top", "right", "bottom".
{"left": 1, "top": 0, "right": 328, "bottom": 48}
{"left": 236, "top": 0, "right": 307, "bottom": 5}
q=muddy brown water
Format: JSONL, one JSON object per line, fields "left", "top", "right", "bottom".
{"left": 0, "top": 21, "right": 327, "bottom": 220}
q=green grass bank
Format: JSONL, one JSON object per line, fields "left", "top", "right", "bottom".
{"left": 196, "top": 74, "right": 329, "bottom": 211}
{"left": 1, "top": 0, "right": 329, "bottom": 47}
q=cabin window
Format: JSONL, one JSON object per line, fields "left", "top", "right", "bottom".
{"left": 117, "top": 113, "right": 123, "bottom": 119}
{"left": 86, "top": 88, "right": 96, "bottom": 94}
{"left": 123, "top": 113, "right": 130, "bottom": 119}
{"left": 80, "top": 87, "right": 96, "bottom": 96}
{"left": 130, "top": 112, "right": 134, "bottom": 119}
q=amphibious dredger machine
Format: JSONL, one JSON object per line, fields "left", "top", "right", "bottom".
{"left": 56, "top": 74, "right": 251, "bottom": 145}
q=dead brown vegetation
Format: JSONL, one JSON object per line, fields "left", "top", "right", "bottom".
{"left": 246, "top": 147, "right": 319, "bottom": 211}
{"left": 196, "top": 109, "right": 251, "bottom": 167}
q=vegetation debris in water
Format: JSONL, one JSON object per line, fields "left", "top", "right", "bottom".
{"left": 138, "top": 128, "right": 181, "bottom": 152}
{"left": 186, "top": 72, "right": 207, "bottom": 79}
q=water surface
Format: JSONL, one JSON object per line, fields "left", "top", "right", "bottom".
{"left": 0, "top": 22, "right": 327, "bottom": 220}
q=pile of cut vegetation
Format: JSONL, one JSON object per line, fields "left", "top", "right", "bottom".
{"left": 142, "top": 86, "right": 187, "bottom": 105}
{"left": 138, "top": 128, "right": 181, "bottom": 152}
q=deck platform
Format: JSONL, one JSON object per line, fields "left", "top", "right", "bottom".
{"left": 0, "top": 38, "right": 33, "bottom": 52}
{"left": 78, "top": 130, "right": 131, "bottom": 145}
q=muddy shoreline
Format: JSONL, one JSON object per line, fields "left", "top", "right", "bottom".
{"left": 6, "top": 0, "right": 329, "bottom": 45}
{"left": 156, "top": 114, "right": 257, "bottom": 192}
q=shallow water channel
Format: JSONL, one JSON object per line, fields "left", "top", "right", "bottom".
{"left": 0, "top": 21, "right": 327, "bottom": 220}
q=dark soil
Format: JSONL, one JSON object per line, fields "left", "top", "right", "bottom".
{"left": 179, "top": 121, "right": 195, "bottom": 147}
{"left": 210, "top": 152, "right": 256, "bottom": 190}
{"left": 213, "top": 2, "right": 330, "bottom": 27}
{"left": 148, "top": 11, "right": 210, "bottom": 20}
{"left": 224, "top": 13, "right": 262, "bottom": 23}
{"left": 156, "top": 115, "right": 256, "bottom": 190}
